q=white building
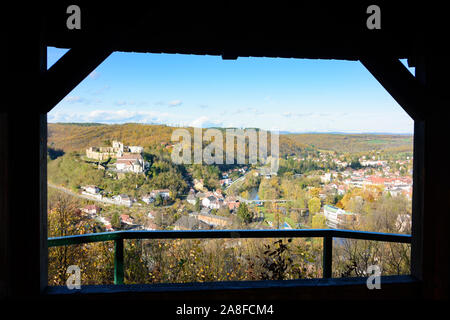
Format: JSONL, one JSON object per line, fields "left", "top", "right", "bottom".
{"left": 83, "top": 185, "right": 99, "bottom": 194}
{"left": 187, "top": 192, "right": 197, "bottom": 205}
{"left": 81, "top": 205, "right": 101, "bottom": 215}
{"left": 150, "top": 189, "right": 171, "bottom": 199}
{"left": 142, "top": 194, "right": 155, "bottom": 204}
{"left": 128, "top": 146, "right": 144, "bottom": 154}
{"left": 116, "top": 153, "right": 146, "bottom": 173}
{"left": 202, "top": 195, "right": 222, "bottom": 209}
{"left": 323, "top": 205, "right": 357, "bottom": 228}
{"left": 113, "top": 194, "right": 133, "bottom": 207}
{"left": 321, "top": 173, "right": 332, "bottom": 183}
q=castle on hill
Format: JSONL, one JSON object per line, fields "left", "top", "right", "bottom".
{"left": 86, "top": 140, "right": 143, "bottom": 161}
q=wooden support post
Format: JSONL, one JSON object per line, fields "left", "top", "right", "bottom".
{"left": 323, "top": 236, "right": 332, "bottom": 278}
{"left": 114, "top": 239, "right": 124, "bottom": 285}
{"left": 0, "top": 113, "right": 9, "bottom": 298}
{"left": 415, "top": 56, "right": 450, "bottom": 299}
{"left": 411, "top": 120, "right": 424, "bottom": 280}
{"left": 2, "top": 14, "right": 48, "bottom": 296}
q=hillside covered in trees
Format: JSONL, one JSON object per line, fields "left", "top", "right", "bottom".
{"left": 48, "top": 123, "right": 413, "bottom": 155}
{"left": 283, "top": 133, "right": 413, "bottom": 153}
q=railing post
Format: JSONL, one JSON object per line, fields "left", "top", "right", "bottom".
{"left": 322, "top": 236, "right": 332, "bottom": 278}
{"left": 114, "top": 238, "right": 124, "bottom": 285}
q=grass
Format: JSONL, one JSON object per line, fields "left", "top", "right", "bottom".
{"left": 263, "top": 211, "right": 297, "bottom": 228}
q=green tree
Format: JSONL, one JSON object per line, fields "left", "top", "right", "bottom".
{"left": 350, "top": 158, "right": 362, "bottom": 169}
{"left": 111, "top": 212, "right": 121, "bottom": 229}
{"left": 308, "top": 197, "right": 321, "bottom": 215}
{"left": 311, "top": 213, "right": 327, "bottom": 229}
{"left": 237, "top": 203, "right": 253, "bottom": 224}
{"left": 154, "top": 194, "right": 163, "bottom": 206}
{"left": 194, "top": 197, "right": 201, "bottom": 211}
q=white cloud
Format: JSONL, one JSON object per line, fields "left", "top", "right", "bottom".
{"left": 88, "top": 70, "right": 100, "bottom": 80}
{"left": 64, "top": 96, "right": 85, "bottom": 103}
{"left": 63, "top": 95, "right": 98, "bottom": 105}
{"left": 168, "top": 99, "right": 183, "bottom": 107}
{"left": 190, "top": 116, "right": 223, "bottom": 128}
{"left": 48, "top": 106, "right": 413, "bottom": 134}
{"left": 48, "top": 109, "right": 171, "bottom": 124}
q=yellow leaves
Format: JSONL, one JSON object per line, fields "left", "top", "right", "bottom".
{"left": 309, "top": 187, "right": 321, "bottom": 198}
{"left": 50, "top": 237, "right": 326, "bottom": 286}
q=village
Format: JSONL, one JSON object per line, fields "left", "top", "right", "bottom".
{"left": 70, "top": 139, "right": 413, "bottom": 234}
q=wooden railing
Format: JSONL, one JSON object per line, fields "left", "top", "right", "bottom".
{"left": 48, "top": 229, "right": 411, "bottom": 285}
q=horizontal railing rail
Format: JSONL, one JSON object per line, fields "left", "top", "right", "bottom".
{"left": 48, "top": 229, "right": 411, "bottom": 285}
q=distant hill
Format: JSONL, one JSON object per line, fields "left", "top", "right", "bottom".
{"left": 48, "top": 123, "right": 176, "bottom": 152}
{"left": 283, "top": 133, "right": 413, "bottom": 153}
{"left": 47, "top": 123, "right": 413, "bottom": 155}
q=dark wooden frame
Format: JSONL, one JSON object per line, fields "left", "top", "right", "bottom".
{"left": 2, "top": 2, "right": 449, "bottom": 300}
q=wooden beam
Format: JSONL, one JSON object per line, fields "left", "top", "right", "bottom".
{"left": 415, "top": 57, "right": 450, "bottom": 299}
{"left": 43, "top": 46, "right": 112, "bottom": 113}
{"left": 360, "top": 57, "right": 427, "bottom": 121}
{"left": 0, "top": 113, "right": 9, "bottom": 298}
{"left": 411, "top": 120, "right": 424, "bottom": 281}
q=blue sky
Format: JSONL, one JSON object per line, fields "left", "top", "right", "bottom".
{"left": 47, "top": 47, "right": 414, "bottom": 133}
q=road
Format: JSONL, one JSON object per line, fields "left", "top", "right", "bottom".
{"left": 48, "top": 183, "right": 126, "bottom": 206}
{"left": 235, "top": 196, "right": 297, "bottom": 203}
{"left": 224, "top": 170, "right": 253, "bottom": 192}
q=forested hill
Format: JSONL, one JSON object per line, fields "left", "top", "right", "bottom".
{"left": 48, "top": 123, "right": 175, "bottom": 152}
{"left": 283, "top": 133, "right": 413, "bottom": 153}
{"left": 47, "top": 123, "right": 413, "bottom": 154}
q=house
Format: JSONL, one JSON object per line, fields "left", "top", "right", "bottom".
{"left": 104, "top": 224, "right": 114, "bottom": 232}
{"left": 323, "top": 205, "right": 357, "bottom": 228}
{"left": 116, "top": 153, "right": 146, "bottom": 173}
{"left": 81, "top": 185, "right": 102, "bottom": 199}
{"left": 147, "top": 211, "right": 156, "bottom": 219}
{"left": 120, "top": 214, "right": 134, "bottom": 225}
{"left": 142, "top": 194, "right": 155, "bottom": 204}
{"left": 219, "top": 178, "right": 232, "bottom": 186}
{"left": 321, "top": 173, "right": 332, "bottom": 183}
{"left": 189, "top": 212, "right": 231, "bottom": 227}
{"left": 150, "top": 189, "right": 171, "bottom": 200}
{"left": 195, "top": 192, "right": 206, "bottom": 200}
{"left": 83, "top": 185, "right": 99, "bottom": 194}
{"left": 187, "top": 192, "right": 197, "bottom": 205}
{"left": 202, "top": 195, "right": 223, "bottom": 209}
{"left": 81, "top": 204, "right": 101, "bottom": 215}
{"left": 113, "top": 194, "right": 133, "bottom": 207}
{"left": 193, "top": 179, "right": 205, "bottom": 191}
{"left": 224, "top": 196, "right": 240, "bottom": 211}
{"left": 174, "top": 215, "right": 212, "bottom": 230}
{"left": 337, "top": 185, "right": 347, "bottom": 195}
{"left": 213, "top": 189, "right": 224, "bottom": 200}
{"left": 128, "top": 146, "right": 144, "bottom": 154}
